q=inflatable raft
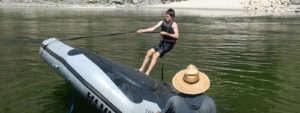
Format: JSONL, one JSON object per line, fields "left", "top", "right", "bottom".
{"left": 39, "top": 38, "right": 176, "bottom": 113}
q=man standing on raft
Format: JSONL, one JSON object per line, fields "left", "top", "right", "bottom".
{"left": 158, "top": 64, "right": 216, "bottom": 113}
{"left": 137, "top": 8, "right": 179, "bottom": 76}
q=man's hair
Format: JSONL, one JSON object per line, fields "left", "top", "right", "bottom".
{"left": 166, "top": 8, "right": 175, "bottom": 18}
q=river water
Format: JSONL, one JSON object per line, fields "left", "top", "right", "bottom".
{"left": 0, "top": 7, "right": 300, "bottom": 113}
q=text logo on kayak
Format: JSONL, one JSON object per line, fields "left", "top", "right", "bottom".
{"left": 87, "top": 92, "right": 113, "bottom": 113}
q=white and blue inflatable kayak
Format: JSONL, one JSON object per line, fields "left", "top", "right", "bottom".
{"left": 39, "top": 38, "right": 177, "bottom": 113}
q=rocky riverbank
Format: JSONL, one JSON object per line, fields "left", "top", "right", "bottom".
{"left": 0, "top": 0, "right": 163, "bottom": 8}
{"left": 1, "top": 0, "right": 300, "bottom": 12}
{"left": 242, "top": 0, "right": 300, "bottom": 12}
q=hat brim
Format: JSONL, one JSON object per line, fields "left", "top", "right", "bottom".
{"left": 172, "top": 70, "right": 210, "bottom": 95}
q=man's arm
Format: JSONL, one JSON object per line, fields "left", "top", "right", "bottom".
{"left": 137, "top": 21, "right": 163, "bottom": 34}
{"left": 160, "top": 22, "right": 179, "bottom": 39}
{"left": 159, "top": 96, "right": 178, "bottom": 113}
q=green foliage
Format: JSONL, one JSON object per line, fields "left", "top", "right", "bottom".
{"left": 86, "top": 0, "right": 101, "bottom": 3}
{"left": 94, "top": 0, "right": 100, "bottom": 3}
{"left": 127, "top": 0, "right": 133, "bottom": 4}
{"left": 101, "top": 0, "right": 109, "bottom": 3}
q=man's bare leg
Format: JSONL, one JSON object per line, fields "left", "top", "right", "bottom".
{"left": 145, "top": 52, "right": 160, "bottom": 76}
{"left": 139, "top": 49, "right": 156, "bottom": 73}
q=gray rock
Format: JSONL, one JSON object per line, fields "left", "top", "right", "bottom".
{"left": 132, "top": 0, "right": 140, "bottom": 4}
{"left": 149, "top": 0, "right": 161, "bottom": 4}
{"left": 288, "top": 4, "right": 298, "bottom": 8}
{"left": 280, "top": 0, "right": 290, "bottom": 3}
{"left": 132, "top": 0, "right": 161, "bottom": 5}
{"left": 266, "top": 7, "right": 274, "bottom": 11}
{"left": 291, "top": 0, "right": 300, "bottom": 4}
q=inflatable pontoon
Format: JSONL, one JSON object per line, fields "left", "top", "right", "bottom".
{"left": 39, "top": 38, "right": 177, "bottom": 113}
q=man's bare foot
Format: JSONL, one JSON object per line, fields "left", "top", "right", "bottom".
{"left": 139, "top": 68, "right": 144, "bottom": 73}
{"left": 145, "top": 72, "right": 150, "bottom": 76}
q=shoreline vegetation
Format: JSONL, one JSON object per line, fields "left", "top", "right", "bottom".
{"left": 1, "top": 0, "right": 300, "bottom": 12}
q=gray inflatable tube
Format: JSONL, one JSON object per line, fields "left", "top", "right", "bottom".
{"left": 39, "top": 38, "right": 176, "bottom": 113}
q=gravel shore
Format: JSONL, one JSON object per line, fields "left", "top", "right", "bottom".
{"left": 1, "top": 0, "right": 300, "bottom": 12}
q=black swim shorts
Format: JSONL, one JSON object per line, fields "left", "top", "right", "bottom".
{"left": 152, "top": 41, "right": 175, "bottom": 57}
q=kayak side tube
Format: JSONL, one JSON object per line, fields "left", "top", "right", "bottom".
{"left": 39, "top": 38, "right": 161, "bottom": 113}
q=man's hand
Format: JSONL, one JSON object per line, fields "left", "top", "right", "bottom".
{"left": 160, "top": 31, "right": 168, "bottom": 36}
{"left": 156, "top": 111, "right": 160, "bottom": 113}
{"left": 137, "top": 29, "right": 144, "bottom": 34}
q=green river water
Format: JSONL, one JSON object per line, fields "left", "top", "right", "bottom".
{"left": 0, "top": 7, "right": 300, "bottom": 113}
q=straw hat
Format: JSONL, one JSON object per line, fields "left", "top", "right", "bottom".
{"left": 172, "top": 64, "right": 210, "bottom": 95}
